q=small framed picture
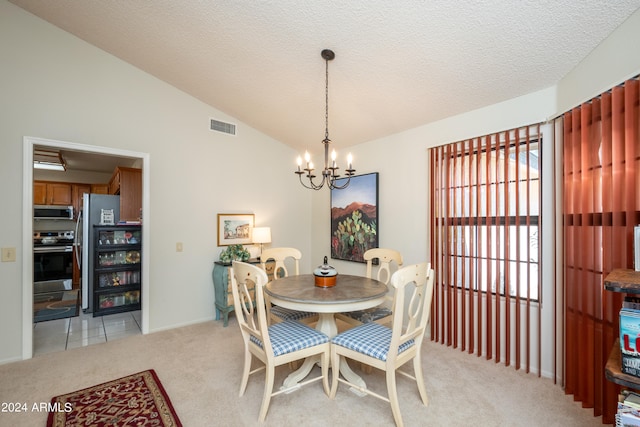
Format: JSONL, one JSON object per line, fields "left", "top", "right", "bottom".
{"left": 100, "top": 209, "right": 115, "bottom": 225}
{"left": 217, "top": 214, "right": 254, "bottom": 246}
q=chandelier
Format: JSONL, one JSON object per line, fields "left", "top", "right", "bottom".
{"left": 295, "top": 49, "right": 355, "bottom": 190}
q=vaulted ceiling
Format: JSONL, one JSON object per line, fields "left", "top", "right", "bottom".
{"left": 10, "top": 1, "right": 640, "bottom": 157}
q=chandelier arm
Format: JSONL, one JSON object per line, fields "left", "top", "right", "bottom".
{"left": 314, "top": 173, "right": 327, "bottom": 190}
{"left": 297, "top": 172, "right": 325, "bottom": 190}
{"left": 328, "top": 175, "right": 352, "bottom": 190}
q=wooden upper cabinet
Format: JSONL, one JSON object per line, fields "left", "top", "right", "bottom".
{"left": 34, "top": 168, "right": 141, "bottom": 221}
{"left": 33, "top": 181, "right": 47, "bottom": 205}
{"left": 49, "top": 183, "right": 72, "bottom": 205}
{"left": 109, "top": 167, "right": 142, "bottom": 221}
{"left": 109, "top": 169, "right": 120, "bottom": 195}
{"left": 72, "top": 183, "right": 91, "bottom": 219}
{"left": 90, "top": 184, "right": 109, "bottom": 195}
{"left": 34, "top": 181, "right": 72, "bottom": 206}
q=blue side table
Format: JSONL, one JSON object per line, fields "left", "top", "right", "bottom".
{"left": 212, "top": 260, "right": 274, "bottom": 326}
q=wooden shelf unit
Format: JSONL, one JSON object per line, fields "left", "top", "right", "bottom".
{"left": 605, "top": 338, "right": 640, "bottom": 389}
{"left": 604, "top": 268, "right": 640, "bottom": 388}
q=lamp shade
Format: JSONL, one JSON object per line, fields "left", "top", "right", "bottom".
{"left": 252, "top": 227, "right": 272, "bottom": 244}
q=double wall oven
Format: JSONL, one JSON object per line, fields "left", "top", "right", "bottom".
{"left": 33, "top": 230, "right": 75, "bottom": 293}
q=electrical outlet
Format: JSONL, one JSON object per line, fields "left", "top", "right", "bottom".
{"left": 176, "top": 242, "right": 183, "bottom": 252}
{"left": 1, "top": 247, "right": 16, "bottom": 262}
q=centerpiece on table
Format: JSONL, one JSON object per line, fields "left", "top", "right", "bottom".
{"left": 314, "top": 256, "right": 337, "bottom": 287}
{"left": 219, "top": 244, "right": 250, "bottom": 264}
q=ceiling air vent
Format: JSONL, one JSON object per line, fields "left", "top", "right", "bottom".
{"left": 210, "top": 118, "right": 236, "bottom": 136}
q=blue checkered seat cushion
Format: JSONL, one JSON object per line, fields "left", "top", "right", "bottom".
{"left": 250, "top": 320, "right": 329, "bottom": 357}
{"left": 343, "top": 307, "right": 392, "bottom": 323}
{"left": 331, "top": 322, "right": 414, "bottom": 361}
{"left": 270, "top": 306, "right": 316, "bottom": 322}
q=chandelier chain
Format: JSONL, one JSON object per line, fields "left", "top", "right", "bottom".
{"left": 325, "top": 56, "right": 329, "bottom": 142}
{"left": 294, "top": 48, "right": 355, "bottom": 190}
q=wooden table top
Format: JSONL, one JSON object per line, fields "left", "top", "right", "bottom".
{"left": 265, "top": 274, "right": 388, "bottom": 305}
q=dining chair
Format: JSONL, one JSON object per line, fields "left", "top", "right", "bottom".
{"left": 260, "top": 247, "right": 317, "bottom": 324}
{"left": 329, "top": 262, "right": 434, "bottom": 427}
{"left": 230, "top": 261, "right": 331, "bottom": 422}
{"left": 336, "top": 248, "right": 403, "bottom": 327}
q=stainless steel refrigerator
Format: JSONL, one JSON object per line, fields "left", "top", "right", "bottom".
{"left": 76, "top": 193, "right": 120, "bottom": 312}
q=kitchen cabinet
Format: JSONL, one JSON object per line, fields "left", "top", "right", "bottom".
{"left": 36, "top": 181, "right": 110, "bottom": 212}
{"left": 212, "top": 260, "right": 275, "bottom": 326}
{"left": 604, "top": 269, "right": 640, "bottom": 389}
{"left": 34, "top": 169, "right": 141, "bottom": 220}
{"left": 90, "top": 184, "right": 109, "bottom": 194}
{"left": 34, "top": 181, "right": 72, "bottom": 206}
{"left": 109, "top": 167, "right": 142, "bottom": 222}
{"left": 72, "top": 183, "right": 91, "bottom": 220}
{"left": 72, "top": 184, "right": 112, "bottom": 220}
{"left": 33, "top": 181, "right": 47, "bottom": 204}
{"left": 92, "top": 225, "right": 142, "bottom": 317}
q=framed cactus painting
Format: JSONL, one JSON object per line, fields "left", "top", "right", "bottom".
{"left": 330, "top": 172, "right": 378, "bottom": 262}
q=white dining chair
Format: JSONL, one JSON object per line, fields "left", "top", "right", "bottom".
{"left": 260, "top": 247, "right": 317, "bottom": 325}
{"left": 329, "top": 262, "right": 434, "bottom": 427}
{"left": 230, "top": 261, "right": 331, "bottom": 422}
{"left": 336, "top": 248, "right": 403, "bottom": 327}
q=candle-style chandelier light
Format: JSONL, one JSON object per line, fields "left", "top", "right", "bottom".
{"left": 295, "top": 49, "right": 355, "bottom": 190}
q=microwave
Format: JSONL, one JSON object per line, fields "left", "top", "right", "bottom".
{"left": 34, "top": 205, "right": 74, "bottom": 220}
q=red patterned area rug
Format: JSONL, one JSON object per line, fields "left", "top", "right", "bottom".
{"left": 47, "top": 369, "right": 182, "bottom": 427}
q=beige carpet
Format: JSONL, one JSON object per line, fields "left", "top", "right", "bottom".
{"left": 0, "top": 318, "right": 603, "bottom": 426}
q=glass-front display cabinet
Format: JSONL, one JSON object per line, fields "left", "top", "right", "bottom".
{"left": 93, "top": 225, "right": 142, "bottom": 316}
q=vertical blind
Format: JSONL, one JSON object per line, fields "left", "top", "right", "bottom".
{"left": 429, "top": 124, "right": 542, "bottom": 372}
{"left": 563, "top": 77, "right": 639, "bottom": 424}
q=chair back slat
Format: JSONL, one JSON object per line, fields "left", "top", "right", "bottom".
{"left": 260, "top": 247, "right": 301, "bottom": 278}
{"left": 231, "top": 261, "right": 272, "bottom": 354}
{"left": 388, "top": 262, "right": 434, "bottom": 362}
{"left": 259, "top": 247, "right": 317, "bottom": 325}
{"left": 238, "top": 281, "right": 257, "bottom": 331}
{"left": 364, "top": 248, "right": 403, "bottom": 285}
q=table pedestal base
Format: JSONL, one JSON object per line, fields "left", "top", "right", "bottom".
{"left": 281, "top": 313, "right": 367, "bottom": 392}
{"left": 281, "top": 354, "right": 367, "bottom": 392}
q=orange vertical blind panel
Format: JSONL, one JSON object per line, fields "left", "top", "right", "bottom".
{"left": 562, "top": 77, "right": 639, "bottom": 424}
{"left": 429, "top": 125, "right": 542, "bottom": 373}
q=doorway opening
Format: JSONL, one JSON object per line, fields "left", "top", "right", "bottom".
{"left": 23, "top": 136, "right": 150, "bottom": 359}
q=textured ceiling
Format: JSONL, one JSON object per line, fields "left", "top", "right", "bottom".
{"left": 10, "top": 0, "right": 640, "bottom": 158}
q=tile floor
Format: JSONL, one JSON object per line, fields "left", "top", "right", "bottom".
{"left": 33, "top": 310, "right": 141, "bottom": 357}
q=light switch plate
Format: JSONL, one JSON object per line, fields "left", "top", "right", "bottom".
{"left": 1, "top": 247, "right": 16, "bottom": 262}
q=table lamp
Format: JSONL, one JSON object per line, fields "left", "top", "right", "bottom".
{"left": 252, "top": 227, "right": 271, "bottom": 259}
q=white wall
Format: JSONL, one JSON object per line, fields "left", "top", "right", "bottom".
{"left": 311, "top": 7, "right": 640, "bottom": 377}
{"left": 3, "top": 0, "right": 640, "bottom": 369}
{"left": 0, "top": 1, "right": 311, "bottom": 364}
{"left": 557, "top": 8, "right": 640, "bottom": 114}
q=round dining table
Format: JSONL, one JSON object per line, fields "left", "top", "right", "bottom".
{"left": 265, "top": 273, "right": 388, "bottom": 391}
